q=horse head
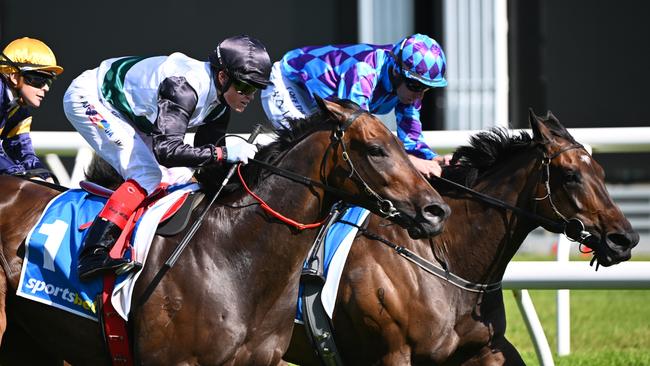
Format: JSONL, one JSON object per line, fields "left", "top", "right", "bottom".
{"left": 313, "top": 96, "right": 449, "bottom": 238}
{"left": 529, "top": 109, "right": 639, "bottom": 266}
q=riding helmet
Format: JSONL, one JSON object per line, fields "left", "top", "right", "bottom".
{"left": 209, "top": 35, "right": 271, "bottom": 89}
{"left": 392, "top": 34, "right": 446, "bottom": 88}
{"left": 0, "top": 37, "right": 63, "bottom": 75}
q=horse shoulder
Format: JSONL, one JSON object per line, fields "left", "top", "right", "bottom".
{"left": 0, "top": 179, "right": 59, "bottom": 286}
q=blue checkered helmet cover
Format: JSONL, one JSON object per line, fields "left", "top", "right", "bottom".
{"left": 392, "top": 34, "right": 447, "bottom": 88}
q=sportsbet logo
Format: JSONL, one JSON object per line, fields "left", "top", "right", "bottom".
{"left": 25, "top": 278, "right": 97, "bottom": 313}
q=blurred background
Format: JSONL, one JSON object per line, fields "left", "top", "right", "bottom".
{"left": 1, "top": 0, "right": 649, "bottom": 249}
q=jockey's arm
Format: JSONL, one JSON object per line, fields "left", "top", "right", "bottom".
{"left": 152, "top": 77, "right": 226, "bottom": 168}
{"left": 395, "top": 102, "right": 442, "bottom": 178}
{"left": 1, "top": 109, "right": 52, "bottom": 181}
{"left": 194, "top": 108, "right": 230, "bottom": 148}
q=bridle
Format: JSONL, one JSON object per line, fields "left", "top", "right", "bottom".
{"left": 354, "top": 142, "right": 592, "bottom": 293}
{"left": 326, "top": 110, "right": 399, "bottom": 218}
{"left": 245, "top": 109, "right": 402, "bottom": 229}
{"left": 533, "top": 143, "right": 592, "bottom": 243}
{"left": 433, "top": 143, "right": 591, "bottom": 243}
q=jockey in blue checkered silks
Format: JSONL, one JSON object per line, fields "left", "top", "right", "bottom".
{"left": 261, "top": 34, "right": 447, "bottom": 178}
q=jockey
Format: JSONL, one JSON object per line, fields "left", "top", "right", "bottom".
{"left": 63, "top": 35, "right": 272, "bottom": 281}
{"left": 261, "top": 33, "right": 447, "bottom": 178}
{"left": 0, "top": 37, "right": 62, "bottom": 182}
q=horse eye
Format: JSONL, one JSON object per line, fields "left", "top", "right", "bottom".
{"left": 367, "top": 145, "right": 387, "bottom": 157}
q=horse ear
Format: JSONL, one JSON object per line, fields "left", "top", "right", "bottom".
{"left": 315, "top": 95, "right": 349, "bottom": 123}
{"left": 530, "top": 108, "right": 560, "bottom": 145}
{"left": 314, "top": 94, "right": 328, "bottom": 112}
{"left": 529, "top": 108, "right": 548, "bottom": 143}
{"left": 531, "top": 108, "right": 572, "bottom": 145}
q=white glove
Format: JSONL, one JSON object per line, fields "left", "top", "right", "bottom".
{"left": 225, "top": 141, "right": 258, "bottom": 164}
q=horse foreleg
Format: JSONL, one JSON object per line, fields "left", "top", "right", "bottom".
{"left": 459, "top": 337, "right": 524, "bottom": 366}
{"left": 495, "top": 337, "right": 525, "bottom": 366}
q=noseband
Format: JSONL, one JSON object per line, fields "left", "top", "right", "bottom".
{"left": 534, "top": 143, "right": 592, "bottom": 243}
{"left": 329, "top": 110, "right": 399, "bottom": 217}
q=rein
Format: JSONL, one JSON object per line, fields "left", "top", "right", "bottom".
{"left": 432, "top": 143, "right": 590, "bottom": 243}
{"left": 340, "top": 220, "right": 502, "bottom": 293}
{"left": 354, "top": 143, "right": 590, "bottom": 293}
{"left": 241, "top": 110, "right": 401, "bottom": 230}
{"left": 237, "top": 164, "right": 327, "bottom": 230}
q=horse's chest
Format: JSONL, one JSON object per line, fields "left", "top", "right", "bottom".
{"left": 453, "top": 314, "right": 494, "bottom": 350}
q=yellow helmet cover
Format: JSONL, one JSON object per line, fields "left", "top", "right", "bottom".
{"left": 1, "top": 37, "right": 63, "bottom": 75}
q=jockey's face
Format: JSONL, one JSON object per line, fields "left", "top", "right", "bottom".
{"left": 392, "top": 70, "right": 427, "bottom": 105}
{"left": 218, "top": 70, "right": 255, "bottom": 113}
{"left": 8, "top": 72, "right": 51, "bottom": 108}
{"left": 395, "top": 81, "right": 426, "bottom": 105}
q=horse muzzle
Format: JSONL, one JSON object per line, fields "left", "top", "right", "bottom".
{"left": 587, "top": 229, "right": 639, "bottom": 267}
{"left": 401, "top": 201, "right": 450, "bottom": 239}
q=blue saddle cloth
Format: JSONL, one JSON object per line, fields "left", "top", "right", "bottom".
{"left": 17, "top": 184, "right": 200, "bottom": 321}
{"left": 295, "top": 205, "right": 368, "bottom": 322}
{"left": 18, "top": 189, "right": 112, "bottom": 320}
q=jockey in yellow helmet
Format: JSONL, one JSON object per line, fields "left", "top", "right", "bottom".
{"left": 0, "top": 37, "right": 63, "bottom": 182}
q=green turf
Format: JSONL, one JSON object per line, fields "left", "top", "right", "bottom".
{"left": 504, "top": 289, "right": 650, "bottom": 365}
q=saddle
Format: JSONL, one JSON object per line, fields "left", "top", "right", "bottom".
{"left": 79, "top": 180, "right": 205, "bottom": 237}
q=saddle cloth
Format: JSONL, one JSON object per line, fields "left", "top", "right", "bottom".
{"left": 17, "top": 183, "right": 199, "bottom": 321}
{"left": 296, "top": 205, "right": 370, "bottom": 322}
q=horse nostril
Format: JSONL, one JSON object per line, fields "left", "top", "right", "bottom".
{"left": 423, "top": 203, "right": 450, "bottom": 222}
{"left": 607, "top": 232, "right": 639, "bottom": 249}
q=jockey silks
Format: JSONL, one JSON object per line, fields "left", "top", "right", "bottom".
{"left": 95, "top": 53, "right": 224, "bottom": 132}
{"left": 261, "top": 43, "right": 436, "bottom": 160}
{"left": 64, "top": 53, "right": 229, "bottom": 194}
{"left": 0, "top": 76, "right": 51, "bottom": 179}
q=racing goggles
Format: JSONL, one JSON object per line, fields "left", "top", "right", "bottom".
{"left": 232, "top": 78, "right": 258, "bottom": 95}
{"left": 402, "top": 76, "right": 430, "bottom": 93}
{"left": 22, "top": 71, "right": 56, "bottom": 89}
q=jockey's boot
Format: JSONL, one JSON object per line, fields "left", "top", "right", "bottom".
{"left": 78, "top": 179, "right": 147, "bottom": 281}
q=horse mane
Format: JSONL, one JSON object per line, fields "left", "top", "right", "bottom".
{"left": 199, "top": 98, "right": 364, "bottom": 191}
{"left": 440, "top": 128, "right": 534, "bottom": 188}
{"left": 84, "top": 155, "right": 123, "bottom": 190}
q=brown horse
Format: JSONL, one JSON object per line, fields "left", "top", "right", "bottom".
{"left": 0, "top": 97, "right": 450, "bottom": 365}
{"left": 285, "top": 110, "right": 639, "bottom": 365}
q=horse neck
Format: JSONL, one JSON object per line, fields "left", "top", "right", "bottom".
{"left": 438, "top": 148, "right": 542, "bottom": 284}
{"left": 214, "top": 131, "right": 335, "bottom": 286}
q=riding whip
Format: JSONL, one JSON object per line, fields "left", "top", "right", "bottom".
{"left": 138, "top": 124, "right": 263, "bottom": 307}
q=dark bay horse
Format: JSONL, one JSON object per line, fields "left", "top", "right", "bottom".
{"left": 0, "top": 97, "right": 450, "bottom": 365}
{"left": 285, "top": 110, "right": 639, "bottom": 365}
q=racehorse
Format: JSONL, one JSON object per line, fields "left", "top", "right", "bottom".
{"left": 0, "top": 97, "right": 450, "bottom": 365}
{"left": 284, "top": 110, "right": 639, "bottom": 365}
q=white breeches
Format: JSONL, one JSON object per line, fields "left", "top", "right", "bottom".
{"left": 63, "top": 69, "right": 194, "bottom": 194}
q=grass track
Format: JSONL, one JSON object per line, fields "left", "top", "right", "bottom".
{"left": 503, "top": 253, "right": 650, "bottom": 365}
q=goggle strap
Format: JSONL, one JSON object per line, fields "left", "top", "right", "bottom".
{"left": 0, "top": 52, "right": 56, "bottom": 75}
{"left": 0, "top": 52, "right": 22, "bottom": 73}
